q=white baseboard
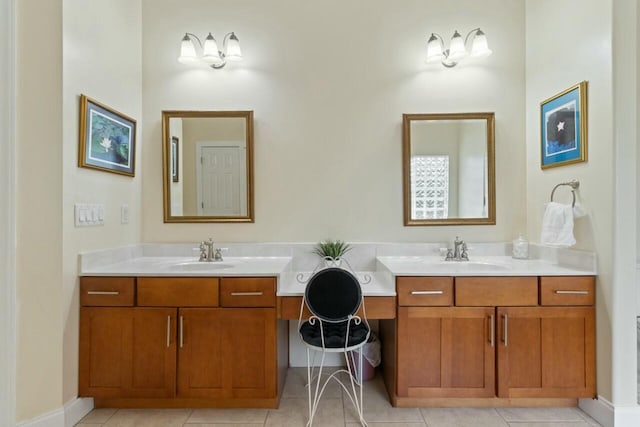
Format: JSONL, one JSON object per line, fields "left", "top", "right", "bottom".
{"left": 580, "top": 396, "right": 640, "bottom": 427}
{"left": 16, "top": 407, "right": 64, "bottom": 427}
{"left": 580, "top": 397, "right": 614, "bottom": 427}
{"left": 613, "top": 404, "right": 640, "bottom": 427}
{"left": 15, "top": 398, "right": 93, "bottom": 427}
{"left": 64, "top": 398, "right": 93, "bottom": 427}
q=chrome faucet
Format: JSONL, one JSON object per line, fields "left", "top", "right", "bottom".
{"left": 445, "top": 236, "right": 469, "bottom": 261}
{"left": 199, "top": 238, "right": 225, "bottom": 262}
{"left": 199, "top": 238, "right": 215, "bottom": 262}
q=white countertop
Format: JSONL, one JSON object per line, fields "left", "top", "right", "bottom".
{"left": 78, "top": 244, "right": 597, "bottom": 298}
{"left": 277, "top": 271, "right": 395, "bottom": 297}
{"left": 80, "top": 256, "right": 293, "bottom": 278}
{"left": 376, "top": 256, "right": 596, "bottom": 277}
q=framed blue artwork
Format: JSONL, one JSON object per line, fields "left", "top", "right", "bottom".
{"left": 540, "top": 81, "right": 588, "bottom": 169}
{"left": 78, "top": 94, "right": 137, "bottom": 176}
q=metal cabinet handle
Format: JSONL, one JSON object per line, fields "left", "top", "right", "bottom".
{"left": 179, "top": 316, "right": 184, "bottom": 348}
{"left": 230, "top": 292, "right": 263, "bottom": 296}
{"left": 502, "top": 314, "right": 508, "bottom": 346}
{"left": 87, "top": 291, "right": 119, "bottom": 295}
{"left": 555, "top": 290, "right": 589, "bottom": 295}
{"left": 166, "top": 316, "right": 171, "bottom": 348}
{"left": 410, "top": 290, "right": 444, "bottom": 295}
{"left": 489, "top": 315, "right": 495, "bottom": 347}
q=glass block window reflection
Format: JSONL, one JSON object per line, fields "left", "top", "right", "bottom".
{"left": 410, "top": 155, "right": 449, "bottom": 219}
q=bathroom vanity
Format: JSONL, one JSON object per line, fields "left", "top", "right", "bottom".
{"left": 376, "top": 256, "right": 596, "bottom": 407}
{"left": 79, "top": 275, "right": 287, "bottom": 408}
{"left": 77, "top": 243, "right": 597, "bottom": 409}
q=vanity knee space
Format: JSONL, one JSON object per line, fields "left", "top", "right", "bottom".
{"left": 379, "top": 275, "right": 596, "bottom": 407}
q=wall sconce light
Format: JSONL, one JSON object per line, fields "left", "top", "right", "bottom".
{"left": 178, "top": 32, "right": 242, "bottom": 69}
{"left": 426, "top": 28, "right": 492, "bottom": 68}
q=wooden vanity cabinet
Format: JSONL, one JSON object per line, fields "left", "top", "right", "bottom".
{"left": 79, "top": 276, "right": 280, "bottom": 407}
{"left": 395, "top": 277, "right": 495, "bottom": 398}
{"left": 384, "top": 275, "right": 596, "bottom": 406}
{"left": 496, "top": 277, "right": 595, "bottom": 398}
{"left": 79, "top": 278, "right": 177, "bottom": 398}
{"left": 178, "top": 277, "right": 277, "bottom": 399}
{"left": 397, "top": 306, "right": 495, "bottom": 398}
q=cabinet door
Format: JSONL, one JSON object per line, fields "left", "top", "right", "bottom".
{"left": 79, "top": 307, "right": 177, "bottom": 398}
{"left": 497, "top": 307, "right": 595, "bottom": 398}
{"left": 177, "top": 308, "right": 226, "bottom": 398}
{"left": 397, "top": 306, "right": 495, "bottom": 398}
{"left": 178, "top": 308, "right": 277, "bottom": 399}
{"left": 223, "top": 308, "right": 277, "bottom": 398}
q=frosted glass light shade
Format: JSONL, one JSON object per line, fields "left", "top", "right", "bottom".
{"left": 178, "top": 34, "right": 198, "bottom": 63}
{"left": 447, "top": 30, "right": 468, "bottom": 61}
{"left": 426, "top": 34, "right": 444, "bottom": 63}
{"left": 202, "top": 33, "right": 222, "bottom": 64}
{"left": 225, "top": 33, "right": 242, "bottom": 61}
{"left": 469, "top": 30, "right": 492, "bottom": 58}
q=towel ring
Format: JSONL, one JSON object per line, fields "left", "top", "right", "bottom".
{"left": 550, "top": 180, "right": 580, "bottom": 207}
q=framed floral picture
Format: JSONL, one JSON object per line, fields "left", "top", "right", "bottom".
{"left": 78, "top": 94, "right": 137, "bottom": 176}
{"left": 540, "top": 81, "right": 588, "bottom": 169}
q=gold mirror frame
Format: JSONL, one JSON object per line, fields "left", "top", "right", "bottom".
{"left": 162, "top": 110, "right": 254, "bottom": 223}
{"left": 402, "top": 112, "right": 495, "bottom": 226}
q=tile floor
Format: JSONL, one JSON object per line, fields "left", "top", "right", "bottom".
{"left": 76, "top": 368, "right": 603, "bottom": 427}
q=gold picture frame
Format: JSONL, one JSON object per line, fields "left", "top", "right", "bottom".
{"left": 540, "top": 81, "right": 588, "bottom": 169}
{"left": 78, "top": 94, "right": 137, "bottom": 176}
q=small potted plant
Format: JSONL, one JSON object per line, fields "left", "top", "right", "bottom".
{"left": 313, "top": 239, "right": 352, "bottom": 267}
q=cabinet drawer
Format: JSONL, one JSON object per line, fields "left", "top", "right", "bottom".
{"left": 540, "top": 276, "right": 595, "bottom": 306}
{"left": 220, "top": 277, "right": 276, "bottom": 307}
{"left": 137, "top": 277, "right": 219, "bottom": 307}
{"left": 397, "top": 277, "right": 453, "bottom": 306}
{"left": 455, "top": 277, "right": 538, "bottom": 306}
{"left": 80, "top": 277, "right": 135, "bottom": 307}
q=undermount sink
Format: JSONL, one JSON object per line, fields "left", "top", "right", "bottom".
{"left": 165, "top": 261, "right": 237, "bottom": 271}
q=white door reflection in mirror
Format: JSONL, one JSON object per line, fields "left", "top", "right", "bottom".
{"left": 162, "top": 111, "right": 254, "bottom": 223}
{"left": 196, "top": 144, "right": 246, "bottom": 216}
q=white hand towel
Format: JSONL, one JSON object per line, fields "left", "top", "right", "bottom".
{"left": 540, "top": 202, "right": 576, "bottom": 247}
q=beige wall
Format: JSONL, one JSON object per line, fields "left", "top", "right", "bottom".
{"left": 16, "top": 0, "right": 143, "bottom": 420}
{"left": 16, "top": 0, "right": 64, "bottom": 421}
{"left": 0, "top": 0, "right": 16, "bottom": 423}
{"left": 141, "top": 0, "right": 526, "bottom": 243}
{"left": 525, "top": 0, "right": 615, "bottom": 402}
{"left": 61, "top": 0, "right": 143, "bottom": 404}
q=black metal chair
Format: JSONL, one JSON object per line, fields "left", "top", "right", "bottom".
{"left": 298, "top": 266, "right": 370, "bottom": 426}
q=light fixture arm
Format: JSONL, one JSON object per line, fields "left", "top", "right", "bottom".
{"left": 184, "top": 32, "right": 202, "bottom": 47}
{"left": 208, "top": 32, "right": 236, "bottom": 69}
{"left": 463, "top": 28, "right": 482, "bottom": 46}
{"left": 428, "top": 32, "right": 458, "bottom": 68}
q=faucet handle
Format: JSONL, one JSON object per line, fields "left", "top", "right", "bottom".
{"left": 461, "top": 243, "right": 469, "bottom": 260}
{"left": 198, "top": 241, "right": 208, "bottom": 261}
{"left": 445, "top": 248, "right": 454, "bottom": 261}
{"left": 213, "top": 247, "right": 228, "bottom": 261}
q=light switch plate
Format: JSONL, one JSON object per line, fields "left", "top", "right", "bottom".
{"left": 121, "top": 204, "right": 129, "bottom": 224}
{"left": 75, "top": 203, "right": 105, "bottom": 227}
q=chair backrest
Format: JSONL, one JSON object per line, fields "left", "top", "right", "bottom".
{"left": 304, "top": 267, "right": 363, "bottom": 322}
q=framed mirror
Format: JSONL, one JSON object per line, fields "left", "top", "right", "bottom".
{"left": 162, "top": 110, "right": 254, "bottom": 223}
{"left": 402, "top": 112, "right": 495, "bottom": 226}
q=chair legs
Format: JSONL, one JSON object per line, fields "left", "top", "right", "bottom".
{"left": 305, "top": 348, "right": 367, "bottom": 427}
